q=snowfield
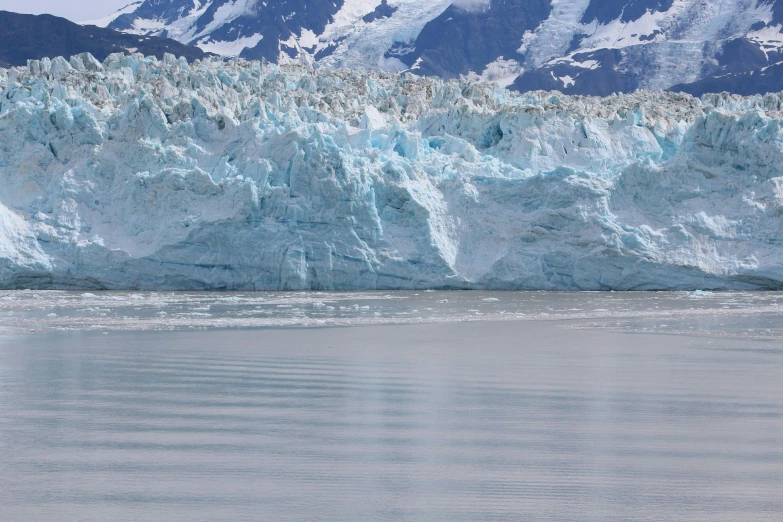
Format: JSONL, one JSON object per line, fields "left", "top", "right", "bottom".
{"left": 1, "top": 53, "right": 782, "bottom": 290}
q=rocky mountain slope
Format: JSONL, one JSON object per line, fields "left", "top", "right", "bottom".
{"left": 0, "top": 11, "right": 208, "bottom": 67}
{"left": 1, "top": 54, "right": 782, "bottom": 290}
{"left": 98, "top": 0, "right": 783, "bottom": 95}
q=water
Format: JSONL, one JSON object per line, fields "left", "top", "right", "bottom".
{"left": 3, "top": 290, "right": 783, "bottom": 339}
{"left": 1, "top": 294, "right": 782, "bottom": 520}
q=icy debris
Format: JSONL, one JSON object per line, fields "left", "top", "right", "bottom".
{"left": 0, "top": 54, "right": 783, "bottom": 290}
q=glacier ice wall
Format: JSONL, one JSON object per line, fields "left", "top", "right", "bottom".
{"left": 1, "top": 53, "right": 783, "bottom": 290}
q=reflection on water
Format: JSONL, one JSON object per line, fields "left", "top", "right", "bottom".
{"left": 0, "top": 321, "right": 781, "bottom": 521}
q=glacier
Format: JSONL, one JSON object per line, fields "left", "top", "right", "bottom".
{"left": 1, "top": 53, "right": 783, "bottom": 290}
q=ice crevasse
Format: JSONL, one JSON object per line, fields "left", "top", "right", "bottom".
{"left": 0, "top": 53, "right": 782, "bottom": 290}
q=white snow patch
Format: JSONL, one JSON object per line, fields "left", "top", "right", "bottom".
{"left": 81, "top": 1, "right": 143, "bottom": 28}
{"left": 518, "top": 0, "right": 592, "bottom": 68}
{"left": 465, "top": 57, "right": 523, "bottom": 88}
{"left": 198, "top": 33, "right": 264, "bottom": 57}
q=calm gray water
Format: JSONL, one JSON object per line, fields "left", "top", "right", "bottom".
{"left": 1, "top": 315, "right": 782, "bottom": 520}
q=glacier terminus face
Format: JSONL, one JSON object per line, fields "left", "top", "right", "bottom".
{"left": 1, "top": 53, "right": 782, "bottom": 290}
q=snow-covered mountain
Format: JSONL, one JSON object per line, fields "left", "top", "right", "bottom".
{"left": 96, "top": 0, "right": 783, "bottom": 95}
{"left": 2, "top": 54, "right": 783, "bottom": 290}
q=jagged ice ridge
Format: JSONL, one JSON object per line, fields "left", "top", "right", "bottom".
{"left": 1, "top": 53, "right": 782, "bottom": 290}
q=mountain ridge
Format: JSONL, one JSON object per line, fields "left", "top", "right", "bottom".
{"left": 93, "top": 0, "right": 783, "bottom": 96}
{"left": 0, "top": 10, "right": 209, "bottom": 68}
